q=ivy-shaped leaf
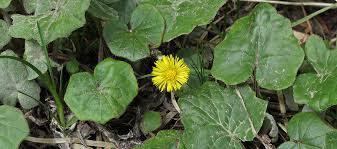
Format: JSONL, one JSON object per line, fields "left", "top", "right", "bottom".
{"left": 9, "top": 0, "right": 91, "bottom": 44}
{"left": 139, "top": 0, "right": 227, "bottom": 42}
{"left": 88, "top": 0, "right": 119, "bottom": 21}
{"left": 294, "top": 35, "right": 337, "bottom": 111}
{"left": 0, "top": 19, "right": 11, "bottom": 49}
{"left": 211, "top": 3, "right": 304, "bottom": 90}
{"left": 0, "top": 105, "right": 29, "bottom": 149}
{"left": 64, "top": 58, "right": 138, "bottom": 124}
{"left": 278, "top": 112, "right": 337, "bottom": 149}
{"left": 103, "top": 4, "right": 164, "bottom": 61}
{"left": 179, "top": 82, "right": 267, "bottom": 148}
{"left": 0, "top": 50, "right": 40, "bottom": 109}
{"left": 135, "top": 130, "right": 181, "bottom": 149}
{"left": 0, "top": 0, "right": 11, "bottom": 8}
{"left": 24, "top": 40, "right": 58, "bottom": 80}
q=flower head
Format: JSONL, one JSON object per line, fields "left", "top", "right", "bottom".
{"left": 151, "top": 55, "right": 190, "bottom": 92}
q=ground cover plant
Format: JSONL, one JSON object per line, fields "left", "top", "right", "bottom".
{"left": 0, "top": 0, "right": 337, "bottom": 148}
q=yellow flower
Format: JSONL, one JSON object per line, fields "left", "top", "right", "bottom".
{"left": 151, "top": 55, "right": 190, "bottom": 92}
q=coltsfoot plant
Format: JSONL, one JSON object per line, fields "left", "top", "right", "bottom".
{"left": 0, "top": 0, "right": 336, "bottom": 148}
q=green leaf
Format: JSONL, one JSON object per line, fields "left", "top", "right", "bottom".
{"left": 64, "top": 58, "right": 138, "bottom": 124}
{"left": 66, "top": 58, "right": 80, "bottom": 74}
{"left": 278, "top": 112, "right": 337, "bottom": 149}
{"left": 179, "top": 82, "right": 267, "bottom": 149}
{"left": 140, "top": 111, "right": 161, "bottom": 133}
{"left": 326, "top": 132, "right": 337, "bottom": 149}
{"left": 111, "top": 0, "right": 137, "bottom": 24}
{"left": 22, "top": 0, "right": 36, "bottom": 14}
{"left": 24, "top": 40, "right": 58, "bottom": 80}
{"left": 0, "top": 19, "right": 11, "bottom": 49}
{"left": 103, "top": 4, "right": 164, "bottom": 61}
{"left": 294, "top": 35, "right": 337, "bottom": 111}
{"left": 0, "top": 105, "right": 29, "bottom": 149}
{"left": 0, "top": 0, "right": 11, "bottom": 8}
{"left": 139, "top": 0, "right": 227, "bottom": 42}
{"left": 135, "top": 130, "right": 181, "bottom": 149}
{"left": 0, "top": 50, "right": 40, "bottom": 109}
{"left": 211, "top": 3, "right": 304, "bottom": 90}
{"left": 88, "top": 0, "right": 119, "bottom": 20}
{"left": 9, "top": 0, "right": 91, "bottom": 44}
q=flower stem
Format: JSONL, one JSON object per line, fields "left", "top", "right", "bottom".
{"left": 171, "top": 92, "right": 181, "bottom": 113}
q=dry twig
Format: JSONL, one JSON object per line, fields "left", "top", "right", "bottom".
{"left": 240, "top": 0, "right": 336, "bottom": 7}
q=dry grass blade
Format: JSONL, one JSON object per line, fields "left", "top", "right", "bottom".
{"left": 25, "top": 136, "right": 116, "bottom": 148}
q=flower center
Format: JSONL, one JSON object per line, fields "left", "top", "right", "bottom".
{"left": 165, "top": 69, "right": 177, "bottom": 80}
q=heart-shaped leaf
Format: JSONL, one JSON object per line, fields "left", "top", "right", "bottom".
{"left": 179, "top": 82, "right": 267, "bottom": 148}
{"left": 294, "top": 35, "right": 337, "bottom": 111}
{"left": 88, "top": 0, "right": 119, "bottom": 21}
{"left": 9, "top": 0, "right": 91, "bottom": 44}
{"left": 64, "top": 58, "right": 138, "bottom": 124}
{"left": 0, "top": 50, "right": 40, "bottom": 109}
{"left": 134, "top": 130, "right": 181, "bottom": 149}
{"left": 103, "top": 4, "right": 164, "bottom": 61}
{"left": 139, "top": 0, "right": 227, "bottom": 42}
{"left": 0, "top": 19, "right": 10, "bottom": 49}
{"left": 0, "top": 0, "right": 11, "bottom": 8}
{"left": 278, "top": 112, "right": 337, "bottom": 149}
{"left": 211, "top": 3, "right": 304, "bottom": 90}
{"left": 0, "top": 105, "right": 29, "bottom": 149}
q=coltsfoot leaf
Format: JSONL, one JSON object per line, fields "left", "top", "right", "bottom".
{"left": 135, "top": 130, "right": 181, "bottom": 149}
{"left": 179, "top": 82, "right": 267, "bottom": 149}
{"left": 278, "top": 112, "right": 337, "bottom": 149}
{"left": 139, "top": 0, "right": 227, "bottom": 42}
{"left": 140, "top": 111, "right": 161, "bottom": 133}
{"left": 9, "top": 0, "right": 91, "bottom": 44}
{"left": 64, "top": 58, "right": 138, "bottom": 124}
{"left": 294, "top": 35, "right": 337, "bottom": 111}
{"left": 0, "top": 19, "right": 10, "bottom": 49}
{"left": 211, "top": 3, "right": 304, "bottom": 90}
{"left": 0, "top": 105, "right": 29, "bottom": 149}
{"left": 0, "top": 0, "right": 11, "bottom": 8}
{"left": 103, "top": 4, "right": 165, "bottom": 61}
{"left": 0, "top": 50, "right": 40, "bottom": 109}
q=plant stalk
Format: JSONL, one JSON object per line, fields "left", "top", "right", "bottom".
{"left": 37, "top": 22, "right": 66, "bottom": 127}
{"left": 171, "top": 92, "right": 181, "bottom": 113}
{"left": 277, "top": 90, "right": 286, "bottom": 114}
{"left": 292, "top": 3, "right": 337, "bottom": 27}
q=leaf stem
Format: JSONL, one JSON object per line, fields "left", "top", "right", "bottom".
{"left": 277, "top": 90, "right": 286, "bottom": 114}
